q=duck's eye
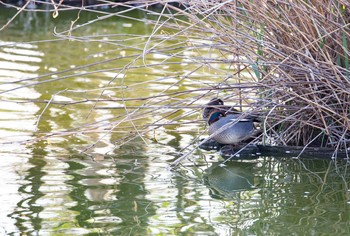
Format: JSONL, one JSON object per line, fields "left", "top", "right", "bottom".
{"left": 218, "top": 100, "right": 223, "bottom": 105}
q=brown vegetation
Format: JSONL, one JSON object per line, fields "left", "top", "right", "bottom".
{"left": 1, "top": 0, "right": 349, "bottom": 158}
{"left": 169, "top": 0, "right": 350, "bottom": 152}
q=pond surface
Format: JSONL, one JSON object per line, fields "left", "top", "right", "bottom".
{"left": 0, "top": 5, "right": 350, "bottom": 235}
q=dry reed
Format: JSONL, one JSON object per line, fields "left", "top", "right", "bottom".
{"left": 166, "top": 0, "right": 350, "bottom": 152}
{"left": 1, "top": 0, "right": 349, "bottom": 158}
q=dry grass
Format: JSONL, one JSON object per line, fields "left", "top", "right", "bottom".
{"left": 168, "top": 0, "right": 350, "bottom": 151}
{"left": 1, "top": 0, "right": 349, "bottom": 158}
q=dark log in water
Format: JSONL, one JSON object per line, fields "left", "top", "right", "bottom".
{"left": 256, "top": 145, "right": 349, "bottom": 159}
{"left": 199, "top": 139, "right": 349, "bottom": 160}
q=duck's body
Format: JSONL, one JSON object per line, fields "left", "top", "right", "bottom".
{"left": 204, "top": 98, "right": 261, "bottom": 145}
{"left": 208, "top": 112, "right": 258, "bottom": 145}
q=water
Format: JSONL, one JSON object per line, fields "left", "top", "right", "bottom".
{"left": 0, "top": 5, "right": 350, "bottom": 235}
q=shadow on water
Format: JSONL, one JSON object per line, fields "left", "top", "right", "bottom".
{"left": 8, "top": 145, "right": 47, "bottom": 234}
{"left": 199, "top": 157, "right": 350, "bottom": 235}
{"left": 4, "top": 139, "right": 350, "bottom": 235}
{"left": 66, "top": 156, "right": 157, "bottom": 235}
{"left": 8, "top": 147, "right": 159, "bottom": 235}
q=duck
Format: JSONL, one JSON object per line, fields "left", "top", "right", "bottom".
{"left": 204, "top": 99, "right": 261, "bottom": 145}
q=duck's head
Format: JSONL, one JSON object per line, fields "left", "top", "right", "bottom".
{"left": 207, "top": 98, "right": 224, "bottom": 106}
{"left": 203, "top": 98, "right": 224, "bottom": 119}
{"left": 208, "top": 110, "right": 224, "bottom": 125}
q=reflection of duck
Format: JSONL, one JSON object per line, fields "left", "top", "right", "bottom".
{"left": 203, "top": 98, "right": 261, "bottom": 145}
{"left": 204, "top": 162, "right": 257, "bottom": 199}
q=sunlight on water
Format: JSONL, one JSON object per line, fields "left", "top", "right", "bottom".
{"left": 0, "top": 52, "right": 42, "bottom": 63}
{"left": 0, "top": 39, "right": 41, "bottom": 149}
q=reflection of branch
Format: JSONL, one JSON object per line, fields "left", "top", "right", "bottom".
{"left": 0, "top": 0, "right": 32, "bottom": 32}
{"left": 34, "top": 89, "right": 67, "bottom": 131}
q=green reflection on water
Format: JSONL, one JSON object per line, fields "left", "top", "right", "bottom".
{"left": 0, "top": 6, "right": 350, "bottom": 236}
{"left": 3, "top": 145, "right": 350, "bottom": 235}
